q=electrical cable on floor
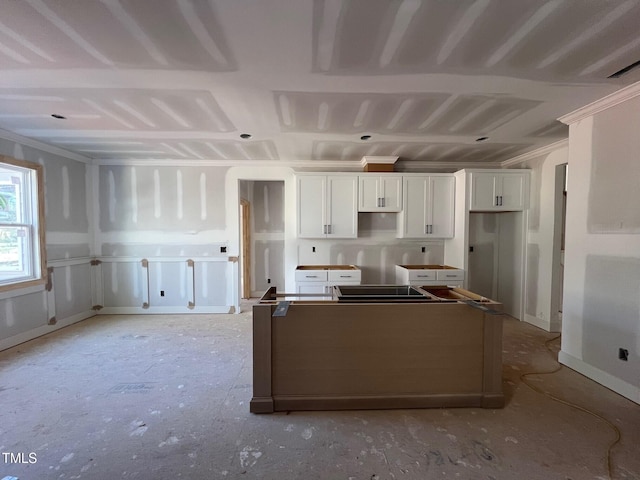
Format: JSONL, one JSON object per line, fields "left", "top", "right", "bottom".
{"left": 519, "top": 334, "right": 622, "bottom": 480}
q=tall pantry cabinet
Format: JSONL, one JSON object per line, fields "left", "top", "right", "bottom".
{"left": 445, "top": 169, "right": 530, "bottom": 320}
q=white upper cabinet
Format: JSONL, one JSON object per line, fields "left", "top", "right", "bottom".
{"left": 297, "top": 175, "right": 358, "bottom": 238}
{"left": 398, "top": 175, "right": 455, "bottom": 238}
{"left": 358, "top": 175, "right": 403, "bottom": 212}
{"left": 470, "top": 172, "right": 528, "bottom": 211}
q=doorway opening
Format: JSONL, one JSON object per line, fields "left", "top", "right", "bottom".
{"left": 239, "top": 180, "right": 285, "bottom": 298}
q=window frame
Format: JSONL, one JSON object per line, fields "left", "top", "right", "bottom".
{"left": 0, "top": 155, "right": 46, "bottom": 293}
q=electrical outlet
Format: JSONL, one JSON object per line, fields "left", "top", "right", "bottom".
{"left": 421, "top": 246, "right": 425, "bottom": 253}
{"left": 312, "top": 246, "right": 316, "bottom": 253}
{"left": 220, "top": 246, "right": 227, "bottom": 253}
{"left": 160, "top": 290, "right": 165, "bottom": 297}
{"left": 267, "top": 278, "right": 271, "bottom": 284}
{"left": 619, "top": 348, "right": 629, "bottom": 361}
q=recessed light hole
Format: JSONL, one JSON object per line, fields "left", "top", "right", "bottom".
{"left": 240, "top": 133, "right": 252, "bottom": 139}
{"left": 475, "top": 136, "right": 489, "bottom": 142}
{"left": 360, "top": 135, "right": 371, "bottom": 141}
{"left": 51, "top": 114, "right": 66, "bottom": 120}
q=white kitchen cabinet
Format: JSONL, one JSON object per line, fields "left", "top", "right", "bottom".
{"left": 295, "top": 268, "right": 329, "bottom": 294}
{"left": 398, "top": 175, "right": 455, "bottom": 238}
{"left": 358, "top": 175, "right": 403, "bottom": 212}
{"left": 395, "top": 265, "right": 464, "bottom": 287}
{"left": 297, "top": 175, "right": 358, "bottom": 238}
{"left": 295, "top": 266, "right": 361, "bottom": 294}
{"left": 470, "top": 172, "right": 527, "bottom": 211}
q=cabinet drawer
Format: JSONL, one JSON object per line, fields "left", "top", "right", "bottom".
{"left": 295, "top": 270, "right": 328, "bottom": 282}
{"left": 436, "top": 270, "right": 464, "bottom": 282}
{"left": 328, "top": 270, "right": 361, "bottom": 283}
{"left": 408, "top": 270, "right": 437, "bottom": 282}
{"left": 296, "top": 283, "right": 329, "bottom": 294}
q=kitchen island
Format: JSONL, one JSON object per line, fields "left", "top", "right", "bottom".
{"left": 251, "top": 286, "right": 504, "bottom": 413}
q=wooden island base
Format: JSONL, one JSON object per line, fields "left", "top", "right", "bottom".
{"left": 251, "top": 296, "right": 504, "bottom": 413}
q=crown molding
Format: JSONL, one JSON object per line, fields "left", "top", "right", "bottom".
{"left": 399, "top": 160, "right": 502, "bottom": 171}
{"left": 500, "top": 139, "right": 568, "bottom": 167}
{"left": 360, "top": 155, "right": 399, "bottom": 167}
{"left": 93, "top": 158, "right": 367, "bottom": 170}
{"left": 94, "top": 157, "right": 511, "bottom": 172}
{"left": 558, "top": 80, "right": 640, "bottom": 125}
{"left": 0, "top": 128, "right": 93, "bottom": 164}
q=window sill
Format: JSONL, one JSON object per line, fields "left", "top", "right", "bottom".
{"left": 0, "top": 278, "right": 46, "bottom": 299}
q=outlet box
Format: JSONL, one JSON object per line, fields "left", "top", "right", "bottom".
{"left": 220, "top": 246, "right": 227, "bottom": 253}
{"left": 619, "top": 348, "right": 629, "bottom": 361}
{"left": 160, "top": 290, "right": 165, "bottom": 297}
{"left": 421, "top": 246, "right": 425, "bottom": 253}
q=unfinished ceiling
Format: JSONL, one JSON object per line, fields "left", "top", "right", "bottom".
{"left": 1, "top": 0, "right": 640, "bottom": 167}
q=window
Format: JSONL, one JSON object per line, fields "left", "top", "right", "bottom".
{"left": 0, "top": 156, "right": 46, "bottom": 290}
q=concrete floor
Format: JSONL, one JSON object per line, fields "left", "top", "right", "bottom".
{"left": 0, "top": 306, "right": 639, "bottom": 480}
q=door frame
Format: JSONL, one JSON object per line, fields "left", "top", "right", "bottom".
{"left": 550, "top": 163, "right": 568, "bottom": 331}
{"left": 240, "top": 199, "right": 251, "bottom": 299}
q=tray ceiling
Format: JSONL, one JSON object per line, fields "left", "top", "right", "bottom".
{"left": 1, "top": 0, "right": 639, "bottom": 166}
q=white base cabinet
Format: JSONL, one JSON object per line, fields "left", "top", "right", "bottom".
{"left": 295, "top": 266, "right": 361, "bottom": 294}
{"left": 395, "top": 265, "right": 464, "bottom": 287}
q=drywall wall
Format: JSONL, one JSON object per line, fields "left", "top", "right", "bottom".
{"left": 497, "top": 212, "right": 523, "bottom": 319}
{"left": 467, "top": 211, "right": 524, "bottom": 319}
{"left": 588, "top": 95, "right": 640, "bottom": 233}
{"left": 98, "top": 165, "right": 227, "bottom": 238}
{"left": 0, "top": 136, "right": 94, "bottom": 350}
{"left": 298, "top": 212, "right": 445, "bottom": 284}
{"left": 583, "top": 255, "right": 639, "bottom": 387}
{"left": 95, "top": 164, "right": 235, "bottom": 312}
{"left": 560, "top": 98, "right": 640, "bottom": 404}
{"left": 508, "top": 144, "right": 569, "bottom": 331}
{"left": 443, "top": 170, "right": 469, "bottom": 274}
{"left": 468, "top": 213, "right": 497, "bottom": 299}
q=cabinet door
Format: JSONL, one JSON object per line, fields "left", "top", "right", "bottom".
{"left": 358, "top": 175, "right": 402, "bottom": 211}
{"left": 326, "top": 176, "right": 358, "bottom": 238}
{"left": 470, "top": 173, "right": 498, "bottom": 210}
{"left": 429, "top": 176, "right": 455, "bottom": 238}
{"left": 297, "top": 176, "right": 326, "bottom": 238}
{"left": 296, "top": 282, "right": 329, "bottom": 294}
{"left": 400, "top": 176, "right": 453, "bottom": 238}
{"left": 380, "top": 176, "right": 402, "bottom": 211}
{"left": 499, "top": 174, "right": 526, "bottom": 210}
{"left": 400, "top": 176, "right": 429, "bottom": 238}
{"left": 358, "top": 176, "right": 380, "bottom": 211}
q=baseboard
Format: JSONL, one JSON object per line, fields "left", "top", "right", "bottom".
{"left": 524, "top": 314, "right": 551, "bottom": 332}
{"left": 559, "top": 351, "right": 639, "bottom": 405}
{"left": 0, "top": 310, "right": 96, "bottom": 352}
{"left": 267, "top": 393, "right": 501, "bottom": 412}
{"left": 97, "top": 306, "right": 233, "bottom": 315}
{"left": 250, "top": 397, "right": 275, "bottom": 414}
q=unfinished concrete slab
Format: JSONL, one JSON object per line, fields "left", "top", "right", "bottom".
{"left": 0, "top": 308, "right": 638, "bottom": 479}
